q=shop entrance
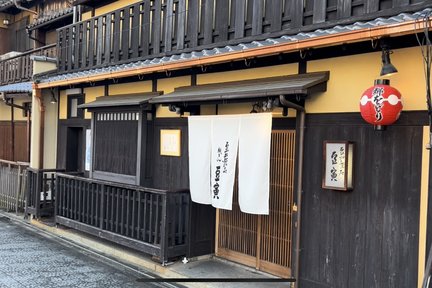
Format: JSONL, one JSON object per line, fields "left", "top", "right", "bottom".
{"left": 216, "top": 130, "right": 295, "bottom": 277}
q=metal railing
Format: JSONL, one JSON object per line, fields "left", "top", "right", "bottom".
{"left": 0, "top": 160, "right": 29, "bottom": 213}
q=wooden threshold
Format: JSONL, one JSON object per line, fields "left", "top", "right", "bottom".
{"left": 217, "top": 248, "right": 292, "bottom": 278}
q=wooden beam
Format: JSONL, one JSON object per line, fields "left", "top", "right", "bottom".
{"left": 36, "top": 19, "right": 432, "bottom": 89}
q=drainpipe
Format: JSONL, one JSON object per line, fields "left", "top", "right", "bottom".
{"left": 13, "top": 0, "right": 38, "bottom": 16}
{"left": 279, "top": 95, "right": 305, "bottom": 287}
{"left": 10, "top": 99, "right": 14, "bottom": 160}
{"left": 294, "top": 110, "right": 305, "bottom": 287}
{"left": 26, "top": 28, "right": 45, "bottom": 47}
{"left": 34, "top": 88, "right": 44, "bottom": 169}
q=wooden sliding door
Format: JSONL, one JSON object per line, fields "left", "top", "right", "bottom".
{"left": 216, "top": 130, "right": 296, "bottom": 277}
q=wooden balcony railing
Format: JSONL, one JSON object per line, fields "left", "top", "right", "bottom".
{"left": 54, "top": 173, "right": 190, "bottom": 263}
{"left": 57, "top": 0, "right": 430, "bottom": 73}
{"left": 0, "top": 44, "right": 57, "bottom": 86}
{"left": 0, "top": 160, "right": 29, "bottom": 213}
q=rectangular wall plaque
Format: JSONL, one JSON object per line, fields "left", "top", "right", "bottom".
{"left": 160, "top": 129, "right": 181, "bottom": 156}
{"left": 322, "top": 141, "right": 354, "bottom": 191}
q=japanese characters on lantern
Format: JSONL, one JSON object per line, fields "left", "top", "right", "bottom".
{"left": 359, "top": 82, "right": 402, "bottom": 126}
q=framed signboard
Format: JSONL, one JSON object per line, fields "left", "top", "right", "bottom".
{"left": 322, "top": 141, "right": 354, "bottom": 191}
{"left": 160, "top": 129, "right": 181, "bottom": 156}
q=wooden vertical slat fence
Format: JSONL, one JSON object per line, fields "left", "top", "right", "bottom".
{"left": 0, "top": 44, "right": 57, "bottom": 86}
{"left": 55, "top": 173, "right": 190, "bottom": 263}
{"left": 0, "top": 160, "right": 28, "bottom": 213}
{"left": 217, "top": 130, "right": 295, "bottom": 277}
{"left": 56, "top": 0, "right": 428, "bottom": 73}
{"left": 26, "top": 168, "right": 64, "bottom": 218}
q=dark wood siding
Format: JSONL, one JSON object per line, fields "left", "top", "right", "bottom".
{"left": 151, "top": 118, "right": 189, "bottom": 190}
{"left": 0, "top": 121, "right": 29, "bottom": 162}
{"left": 9, "top": 17, "right": 31, "bottom": 52}
{"left": 13, "top": 122, "right": 29, "bottom": 162}
{"left": 57, "top": 0, "right": 432, "bottom": 74}
{"left": 0, "top": 122, "right": 12, "bottom": 161}
{"left": 56, "top": 119, "right": 91, "bottom": 171}
{"left": 299, "top": 112, "right": 424, "bottom": 288}
{"left": 93, "top": 112, "right": 138, "bottom": 176}
{"left": 150, "top": 117, "right": 217, "bottom": 258}
{"left": 0, "top": 28, "right": 8, "bottom": 55}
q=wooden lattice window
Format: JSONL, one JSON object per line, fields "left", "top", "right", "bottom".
{"left": 92, "top": 111, "right": 140, "bottom": 184}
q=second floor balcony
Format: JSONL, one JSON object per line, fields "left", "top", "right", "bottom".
{"left": 56, "top": 0, "right": 431, "bottom": 74}
{"left": 0, "top": 44, "right": 57, "bottom": 86}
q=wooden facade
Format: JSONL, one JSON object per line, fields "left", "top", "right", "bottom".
{"left": 217, "top": 130, "right": 296, "bottom": 277}
{"left": 0, "top": 121, "right": 29, "bottom": 162}
{"left": 15, "top": 0, "right": 432, "bottom": 286}
{"left": 56, "top": 118, "right": 91, "bottom": 174}
{"left": 300, "top": 112, "right": 426, "bottom": 287}
{"left": 56, "top": 0, "right": 431, "bottom": 73}
{"left": 0, "top": 44, "right": 57, "bottom": 85}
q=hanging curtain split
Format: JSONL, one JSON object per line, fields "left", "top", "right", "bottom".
{"left": 188, "top": 116, "right": 212, "bottom": 204}
{"left": 210, "top": 116, "right": 240, "bottom": 210}
{"left": 238, "top": 113, "right": 272, "bottom": 215}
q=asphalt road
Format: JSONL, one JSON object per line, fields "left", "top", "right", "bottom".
{"left": 0, "top": 217, "right": 175, "bottom": 288}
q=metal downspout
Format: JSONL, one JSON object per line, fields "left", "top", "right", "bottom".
{"left": 294, "top": 110, "right": 305, "bottom": 287}
{"left": 13, "top": 0, "right": 38, "bottom": 15}
{"left": 10, "top": 99, "right": 14, "bottom": 160}
{"left": 279, "top": 95, "right": 305, "bottom": 287}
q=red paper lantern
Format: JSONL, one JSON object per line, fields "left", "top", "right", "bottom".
{"left": 359, "top": 81, "right": 402, "bottom": 126}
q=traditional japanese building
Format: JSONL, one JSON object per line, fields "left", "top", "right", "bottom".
{"left": 16, "top": 0, "right": 432, "bottom": 287}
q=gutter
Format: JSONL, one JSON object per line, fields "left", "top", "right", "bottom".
{"left": 35, "top": 18, "right": 432, "bottom": 89}
{"left": 279, "top": 95, "right": 305, "bottom": 287}
{"left": 13, "top": 0, "right": 38, "bottom": 15}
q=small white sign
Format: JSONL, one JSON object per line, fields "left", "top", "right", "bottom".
{"left": 85, "top": 129, "right": 91, "bottom": 171}
{"left": 160, "top": 129, "right": 181, "bottom": 156}
{"left": 322, "top": 141, "right": 354, "bottom": 191}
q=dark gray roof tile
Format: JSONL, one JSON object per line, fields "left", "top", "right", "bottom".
{"left": 0, "top": 81, "right": 32, "bottom": 93}
{"left": 28, "top": 7, "right": 73, "bottom": 29}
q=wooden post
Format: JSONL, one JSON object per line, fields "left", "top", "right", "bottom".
{"left": 100, "top": 184, "right": 105, "bottom": 229}
{"left": 10, "top": 99, "right": 14, "bottom": 161}
{"left": 16, "top": 165, "right": 21, "bottom": 215}
{"left": 256, "top": 215, "right": 262, "bottom": 270}
{"left": 35, "top": 170, "right": 42, "bottom": 218}
{"left": 160, "top": 194, "right": 169, "bottom": 264}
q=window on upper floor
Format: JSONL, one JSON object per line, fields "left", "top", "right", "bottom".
{"left": 68, "top": 94, "right": 85, "bottom": 118}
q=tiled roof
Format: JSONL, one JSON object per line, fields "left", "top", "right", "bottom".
{"left": 27, "top": 7, "right": 73, "bottom": 30}
{"left": 0, "top": 82, "right": 32, "bottom": 93}
{"left": 0, "top": 0, "right": 14, "bottom": 10}
{"left": 38, "top": 8, "right": 432, "bottom": 84}
{"left": 0, "top": 0, "right": 33, "bottom": 11}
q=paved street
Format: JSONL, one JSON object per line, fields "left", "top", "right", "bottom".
{"left": 0, "top": 217, "right": 170, "bottom": 288}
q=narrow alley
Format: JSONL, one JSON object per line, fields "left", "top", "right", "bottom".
{"left": 0, "top": 217, "right": 170, "bottom": 288}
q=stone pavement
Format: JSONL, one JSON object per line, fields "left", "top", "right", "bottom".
{"left": 0, "top": 216, "right": 171, "bottom": 288}
{"left": 0, "top": 211, "right": 294, "bottom": 288}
